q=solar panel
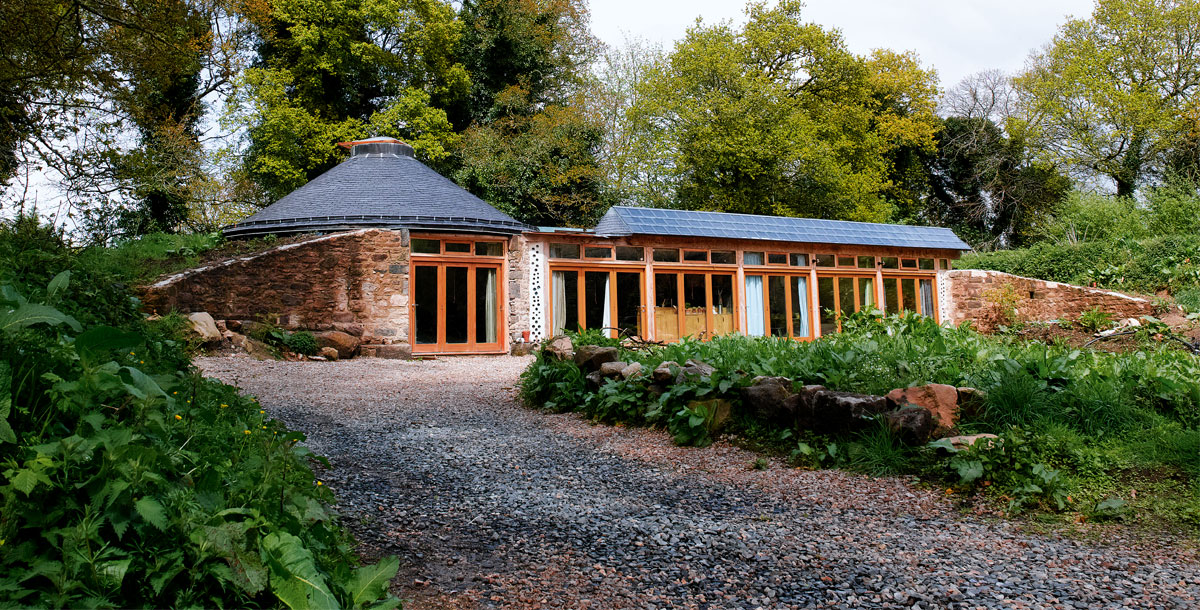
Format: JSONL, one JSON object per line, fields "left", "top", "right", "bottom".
{"left": 593, "top": 206, "right": 970, "bottom": 250}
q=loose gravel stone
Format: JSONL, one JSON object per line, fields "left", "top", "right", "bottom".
{"left": 198, "top": 355, "right": 1200, "bottom": 610}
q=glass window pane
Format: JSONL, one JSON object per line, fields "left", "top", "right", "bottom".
{"left": 550, "top": 243, "right": 580, "bottom": 259}
{"left": 901, "top": 278, "right": 917, "bottom": 311}
{"left": 711, "top": 275, "right": 735, "bottom": 336}
{"left": 616, "top": 272, "right": 642, "bottom": 337}
{"left": 815, "top": 254, "right": 835, "bottom": 267}
{"left": 858, "top": 277, "right": 875, "bottom": 310}
{"left": 445, "top": 266, "right": 469, "bottom": 343}
{"left": 653, "top": 248, "right": 680, "bottom": 262}
{"left": 445, "top": 242, "right": 471, "bottom": 253}
{"left": 768, "top": 276, "right": 787, "bottom": 337}
{"left": 616, "top": 246, "right": 644, "bottom": 261}
{"left": 585, "top": 246, "right": 612, "bottom": 258}
{"left": 711, "top": 251, "right": 735, "bottom": 264}
{"left": 683, "top": 250, "right": 708, "bottom": 262}
{"left": 939, "top": 258, "right": 950, "bottom": 270}
{"left": 857, "top": 256, "right": 875, "bottom": 269}
{"left": 683, "top": 274, "right": 707, "bottom": 337}
{"left": 919, "top": 258, "right": 935, "bottom": 270}
{"left": 791, "top": 276, "right": 810, "bottom": 338}
{"left": 654, "top": 273, "right": 679, "bottom": 341}
{"left": 745, "top": 275, "right": 765, "bottom": 336}
{"left": 881, "top": 257, "right": 899, "bottom": 269}
{"left": 883, "top": 278, "right": 899, "bottom": 313}
{"left": 584, "top": 271, "right": 610, "bottom": 331}
{"left": 768, "top": 253, "right": 788, "bottom": 265}
{"left": 837, "top": 256, "right": 855, "bottom": 267}
{"left": 818, "top": 277, "right": 836, "bottom": 334}
{"left": 838, "top": 277, "right": 855, "bottom": 319}
{"left": 412, "top": 238, "right": 440, "bottom": 254}
{"left": 475, "top": 242, "right": 502, "bottom": 256}
{"left": 552, "top": 270, "right": 579, "bottom": 334}
{"left": 901, "top": 259, "right": 918, "bottom": 269}
{"left": 919, "top": 279, "right": 935, "bottom": 317}
{"left": 790, "top": 253, "right": 809, "bottom": 266}
{"left": 744, "top": 251, "right": 764, "bottom": 265}
{"left": 414, "top": 266, "right": 439, "bottom": 343}
{"left": 476, "top": 268, "right": 498, "bottom": 343}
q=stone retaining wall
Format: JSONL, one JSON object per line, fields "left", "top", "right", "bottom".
{"left": 140, "top": 229, "right": 412, "bottom": 346}
{"left": 944, "top": 269, "right": 1156, "bottom": 330}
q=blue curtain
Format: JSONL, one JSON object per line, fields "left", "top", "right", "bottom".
{"left": 745, "top": 275, "right": 765, "bottom": 336}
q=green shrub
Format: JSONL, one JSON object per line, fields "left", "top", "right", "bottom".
{"left": 1077, "top": 307, "right": 1114, "bottom": 333}
{"left": 937, "top": 428, "right": 1070, "bottom": 511}
{"left": 285, "top": 330, "right": 320, "bottom": 356}
{"left": 0, "top": 221, "right": 399, "bottom": 608}
{"left": 846, "top": 419, "right": 911, "bottom": 476}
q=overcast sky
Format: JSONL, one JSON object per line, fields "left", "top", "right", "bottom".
{"left": 589, "top": 0, "right": 1097, "bottom": 90}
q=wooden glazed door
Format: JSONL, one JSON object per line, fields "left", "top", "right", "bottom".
{"left": 411, "top": 262, "right": 503, "bottom": 354}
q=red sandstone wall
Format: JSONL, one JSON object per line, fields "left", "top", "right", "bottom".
{"left": 944, "top": 269, "right": 1156, "bottom": 330}
{"left": 140, "top": 229, "right": 411, "bottom": 344}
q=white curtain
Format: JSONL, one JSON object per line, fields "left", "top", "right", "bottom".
{"left": 484, "top": 269, "right": 497, "bottom": 343}
{"left": 920, "top": 279, "right": 935, "bottom": 317}
{"left": 601, "top": 274, "right": 612, "bottom": 332}
{"left": 793, "top": 276, "right": 810, "bottom": 337}
{"left": 745, "top": 275, "right": 765, "bottom": 336}
{"left": 552, "top": 271, "right": 567, "bottom": 334}
{"left": 861, "top": 278, "right": 875, "bottom": 309}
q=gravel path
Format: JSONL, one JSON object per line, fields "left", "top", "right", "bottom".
{"left": 197, "top": 356, "right": 1200, "bottom": 610}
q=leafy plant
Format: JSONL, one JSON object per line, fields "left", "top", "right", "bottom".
{"left": 940, "top": 428, "right": 1070, "bottom": 511}
{"left": 1077, "top": 307, "right": 1114, "bottom": 333}
{"left": 285, "top": 331, "right": 320, "bottom": 356}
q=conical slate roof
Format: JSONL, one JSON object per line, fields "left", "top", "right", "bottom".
{"left": 223, "top": 138, "right": 528, "bottom": 238}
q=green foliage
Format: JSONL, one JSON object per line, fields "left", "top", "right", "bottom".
{"left": 1017, "top": 0, "right": 1200, "bottom": 196}
{"left": 0, "top": 224, "right": 399, "bottom": 608}
{"left": 1077, "top": 308, "right": 1115, "bottom": 333}
{"left": 628, "top": 0, "right": 940, "bottom": 222}
{"left": 939, "top": 428, "right": 1070, "bottom": 511}
{"left": 285, "top": 331, "right": 320, "bottom": 357}
{"left": 846, "top": 419, "right": 911, "bottom": 476}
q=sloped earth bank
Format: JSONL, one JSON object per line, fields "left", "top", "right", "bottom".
{"left": 197, "top": 356, "right": 1200, "bottom": 609}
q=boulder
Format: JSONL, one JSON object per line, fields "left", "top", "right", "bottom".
{"left": 374, "top": 344, "right": 412, "bottom": 359}
{"left": 544, "top": 335, "right": 574, "bottom": 361}
{"left": 223, "top": 330, "right": 248, "bottom": 348}
{"left": 332, "top": 322, "right": 365, "bottom": 337}
{"left": 619, "top": 362, "right": 643, "bottom": 380}
{"left": 319, "top": 346, "right": 340, "bottom": 361}
{"left": 740, "top": 376, "right": 796, "bottom": 425}
{"left": 510, "top": 341, "right": 537, "bottom": 357}
{"left": 939, "top": 433, "right": 999, "bottom": 452}
{"left": 314, "top": 330, "right": 360, "bottom": 359}
{"left": 225, "top": 319, "right": 244, "bottom": 332}
{"left": 956, "top": 387, "right": 987, "bottom": 419}
{"left": 687, "top": 398, "right": 733, "bottom": 433}
{"left": 883, "top": 406, "right": 935, "bottom": 444}
{"left": 585, "top": 370, "right": 604, "bottom": 390}
{"left": 187, "top": 312, "right": 222, "bottom": 347}
{"left": 574, "top": 345, "right": 620, "bottom": 372}
{"left": 674, "top": 359, "right": 716, "bottom": 384}
{"left": 801, "top": 390, "right": 889, "bottom": 433}
{"left": 886, "top": 383, "right": 959, "bottom": 430}
{"left": 651, "top": 361, "right": 679, "bottom": 383}
{"left": 598, "top": 360, "right": 628, "bottom": 378}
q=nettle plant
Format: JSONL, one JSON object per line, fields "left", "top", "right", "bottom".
{"left": 0, "top": 274, "right": 400, "bottom": 609}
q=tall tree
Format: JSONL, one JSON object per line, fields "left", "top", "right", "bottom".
{"left": 452, "top": 0, "right": 604, "bottom": 226}
{"left": 231, "top": 0, "right": 467, "bottom": 201}
{"left": 1017, "top": 0, "right": 1200, "bottom": 197}
{"left": 628, "top": 0, "right": 940, "bottom": 222}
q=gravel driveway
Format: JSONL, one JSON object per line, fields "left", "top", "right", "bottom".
{"left": 197, "top": 355, "right": 1200, "bottom": 609}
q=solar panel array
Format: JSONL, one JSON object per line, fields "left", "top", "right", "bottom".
{"left": 593, "top": 206, "right": 970, "bottom": 250}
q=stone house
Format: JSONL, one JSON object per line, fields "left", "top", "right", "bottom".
{"left": 141, "top": 137, "right": 1156, "bottom": 356}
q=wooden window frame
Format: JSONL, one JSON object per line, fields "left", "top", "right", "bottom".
{"left": 651, "top": 269, "right": 738, "bottom": 341}
{"left": 546, "top": 265, "right": 647, "bottom": 339}
{"left": 409, "top": 261, "right": 507, "bottom": 354}
{"left": 754, "top": 273, "right": 816, "bottom": 341}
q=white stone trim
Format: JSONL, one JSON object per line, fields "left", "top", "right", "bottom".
{"left": 937, "top": 269, "right": 952, "bottom": 324}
